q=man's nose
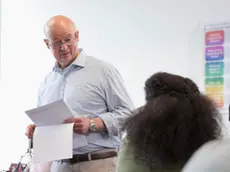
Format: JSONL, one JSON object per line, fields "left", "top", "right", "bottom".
{"left": 60, "top": 43, "right": 68, "bottom": 50}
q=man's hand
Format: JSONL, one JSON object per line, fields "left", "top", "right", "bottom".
{"left": 26, "top": 124, "right": 36, "bottom": 139}
{"left": 64, "top": 117, "right": 90, "bottom": 134}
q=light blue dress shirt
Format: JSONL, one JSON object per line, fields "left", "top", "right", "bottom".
{"left": 37, "top": 49, "right": 135, "bottom": 154}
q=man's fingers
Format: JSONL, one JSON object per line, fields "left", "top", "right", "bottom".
{"left": 28, "top": 133, "right": 33, "bottom": 139}
{"left": 65, "top": 118, "right": 82, "bottom": 123}
{"left": 25, "top": 131, "right": 32, "bottom": 139}
{"left": 74, "top": 123, "right": 83, "bottom": 129}
{"left": 64, "top": 118, "right": 74, "bottom": 123}
{"left": 26, "top": 124, "right": 35, "bottom": 138}
{"left": 73, "top": 118, "right": 83, "bottom": 123}
{"left": 73, "top": 128, "right": 84, "bottom": 134}
{"left": 73, "top": 123, "right": 84, "bottom": 133}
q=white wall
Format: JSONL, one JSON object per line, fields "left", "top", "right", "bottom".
{"left": 1, "top": 0, "right": 230, "bottom": 170}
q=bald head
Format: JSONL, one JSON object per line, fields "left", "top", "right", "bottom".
{"left": 44, "top": 15, "right": 77, "bottom": 39}
{"left": 43, "top": 15, "right": 79, "bottom": 69}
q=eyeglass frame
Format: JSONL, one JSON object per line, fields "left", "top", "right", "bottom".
{"left": 46, "top": 32, "right": 77, "bottom": 49}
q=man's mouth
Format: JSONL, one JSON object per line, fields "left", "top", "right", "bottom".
{"left": 61, "top": 52, "right": 69, "bottom": 56}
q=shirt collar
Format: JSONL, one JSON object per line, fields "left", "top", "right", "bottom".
{"left": 53, "top": 48, "right": 86, "bottom": 71}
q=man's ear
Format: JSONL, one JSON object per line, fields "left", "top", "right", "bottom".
{"left": 44, "top": 39, "right": 50, "bottom": 49}
{"left": 75, "top": 31, "right": 79, "bottom": 42}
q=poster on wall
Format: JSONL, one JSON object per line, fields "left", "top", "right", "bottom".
{"left": 204, "top": 23, "right": 230, "bottom": 109}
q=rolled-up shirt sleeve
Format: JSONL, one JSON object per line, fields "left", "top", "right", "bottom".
{"left": 99, "top": 65, "right": 135, "bottom": 137}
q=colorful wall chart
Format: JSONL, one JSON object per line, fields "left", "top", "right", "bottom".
{"left": 204, "top": 25, "right": 230, "bottom": 109}
{"left": 205, "top": 30, "right": 224, "bottom": 46}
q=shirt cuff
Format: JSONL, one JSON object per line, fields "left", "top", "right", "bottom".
{"left": 99, "top": 112, "right": 120, "bottom": 137}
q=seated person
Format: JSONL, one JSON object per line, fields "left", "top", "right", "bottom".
{"left": 117, "top": 72, "right": 223, "bottom": 172}
{"left": 182, "top": 138, "right": 230, "bottom": 172}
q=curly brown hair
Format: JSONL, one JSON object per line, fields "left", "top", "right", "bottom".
{"left": 124, "top": 72, "right": 222, "bottom": 169}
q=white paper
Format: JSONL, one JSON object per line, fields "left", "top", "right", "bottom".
{"left": 25, "top": 99, "right": 88, "bottom": 152}
{"left": 32, "top": 123, "right": 74, "bottom": 163}
{"left": 25, "top": 99, "right": 73, "bottom": 126}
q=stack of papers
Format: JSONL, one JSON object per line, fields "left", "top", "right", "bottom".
{"left": 25, "top": 99, "right": 87, "bottom": 163}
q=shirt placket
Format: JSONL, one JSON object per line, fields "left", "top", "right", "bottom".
{"left": 61, "top": 66, "right": 76, "bottom": 99}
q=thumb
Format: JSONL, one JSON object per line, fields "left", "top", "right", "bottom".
{"left": 64, "top": 118, "right": 74, "bottom": 123}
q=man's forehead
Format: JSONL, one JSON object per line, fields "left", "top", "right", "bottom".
{"left": 47, "top": 29, "right": 75, "bottom": 41}
{"left": 49, "top": 32, "right": 73, "bottom": 41}
{"left": 45, "top": 22, "right": 76, "bottom": 40}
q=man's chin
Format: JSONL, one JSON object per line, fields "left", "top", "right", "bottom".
{"left": 60, "top": 55, "right": 72, "bottom": 62}
{"left": 61, "top": 54, "right": 71, "bottom": 59}
{"left": 59, "top": 59, "right": 73, "bottom": 68}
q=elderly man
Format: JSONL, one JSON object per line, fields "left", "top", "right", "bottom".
{"left": 26, "top": 15, "right": 134, "bottom": 172}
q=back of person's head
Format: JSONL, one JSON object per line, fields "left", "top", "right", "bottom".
{"left": 124, "top": 72, "right": 222, "bottom": 170}
{"left": 182, "top": 138, "right": 230, "bottom": 172}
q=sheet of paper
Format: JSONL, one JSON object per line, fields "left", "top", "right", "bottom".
{"left": 32, "top": 123, "right": 74, "bottom": 163}
{"left": 25, "top": 99, "right": 88, "bottom": 149}
{"left": 25, "top": 99, "right": 73, "bottom": 126}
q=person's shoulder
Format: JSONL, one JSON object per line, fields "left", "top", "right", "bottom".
{"left": 85, "top": 55, "right": 120, "bottom": 76}
{"left": 86, "top": 55, "right": 116, "bottom": 69}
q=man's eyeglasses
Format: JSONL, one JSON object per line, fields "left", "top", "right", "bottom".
{"left": 49, "top": 35, "right": 76, "bottom": 49}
